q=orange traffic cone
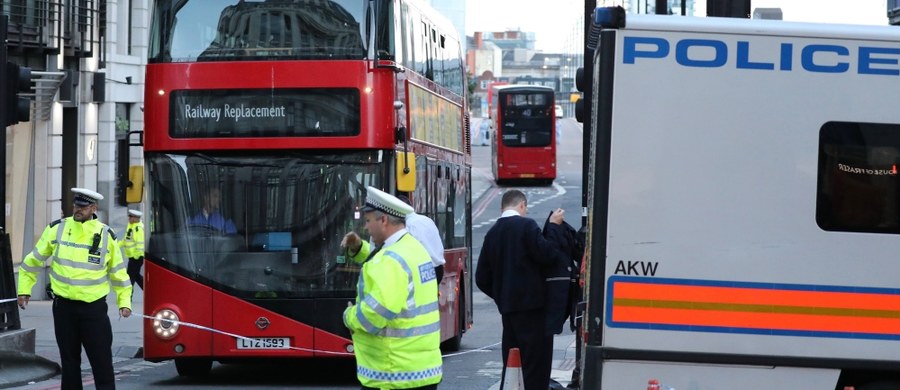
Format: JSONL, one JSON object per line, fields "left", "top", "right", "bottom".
{"left": 647, "top": 379, "right": 660, "bottom": 390}
{"left": 503, "top": 347, "right": 525, "bottom": 390}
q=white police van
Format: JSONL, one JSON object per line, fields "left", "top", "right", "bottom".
{"left": 580, "top": 7, "right": 900, "bottom": 390}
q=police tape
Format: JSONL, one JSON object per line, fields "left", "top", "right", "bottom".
{"left": 132, "top": 312, "right": 353, "bottom": 356}
{"left": 0, "top": 297, "right": 18, "bottom": 304}
{"left": 441, "top": 341, "right": 500, "bottom": 358}
{"left": 132, "top": 312, "right": 499, "bottom": 358}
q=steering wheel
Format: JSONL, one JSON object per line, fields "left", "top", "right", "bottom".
{"left": 185, "top": 224, "right": 223, "bottom": 237}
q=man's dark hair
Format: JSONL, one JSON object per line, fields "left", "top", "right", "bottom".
{"left": 501, "top": 190, "right": 527, "bottom": 209}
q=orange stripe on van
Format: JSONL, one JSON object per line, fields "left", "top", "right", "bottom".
{"left": 606, "top": 277, "right": 900, "bottom": 339}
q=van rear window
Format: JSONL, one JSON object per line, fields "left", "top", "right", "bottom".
{"left": 817, "top": 121, "right": 900, "bottom": 233}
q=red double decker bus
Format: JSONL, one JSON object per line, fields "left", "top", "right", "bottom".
{"left": 490, "top": 85, "right": 557, "bottom": 186}
{"left": 141, "top": 0, "right": 472, "bottom": 375}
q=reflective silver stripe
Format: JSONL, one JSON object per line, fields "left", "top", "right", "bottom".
{"left": 363, "top": 295, "right": 400, "bottom": 321}
{"left": 99, "top": 227, "right": 110, "bottom": 261}
{"left": 31, "top": 249, "right": 48, "bottom": 262}
{"left": 397, "top": 301, "right": 439, "bottom": 319}
{"left": 54, "top": 256, "right": 105, "bottom": 271}
{"left": 545, "top": 277, "right": 570, "bottom": 282}
{"left": 49, "top": 268, "right": 109, "bottom": 286}
{"left": 381, "top": 250, "right": 439, "bottom": 319}
{"left": 110, "top": 279, "right": 131, "bottom": 288}
{"left": 355, "top": 304, "right": 381, "bottom": 334}
{"left": 357, "top": 266, "right": 366, "bottom": 299}
{"left": 361, "top": 293, "right": 438, "bottom": 320}
{"left": 378, "top": 320, "right": 440, "bottom": 338}
{"left": 53, "top": 219, "right": 66, "bottom": 261}
{"left": 110, "top": 261, "right": 127, "bottom": 274}
{"left": 119, "top": 246, "right": 127, "bottom": 264}
{"left": 20, "top": 263, "right": 42, "bottom": 273}
{"left": 383, "top": 251, "right": 416, "bottom": 310}
{"left": 58, "top": 241, "right": 92, "bottom": 250}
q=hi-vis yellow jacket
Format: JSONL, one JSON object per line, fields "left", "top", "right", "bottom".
{"left": 17, "top": 216, "right": 133, "bottom": 309}
{"left": 121, "top": 221, "right": 145, "bottom": 260}
{"left": 344, "top": 234, "right": 442, "bottom": 389}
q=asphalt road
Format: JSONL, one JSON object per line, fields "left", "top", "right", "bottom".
{"left": 18, "top": 117, "right": 586, "bottom": 390}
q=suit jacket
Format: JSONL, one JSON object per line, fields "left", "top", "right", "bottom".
{"left": 476, "top": 214, "right": 568, "bottom": 315}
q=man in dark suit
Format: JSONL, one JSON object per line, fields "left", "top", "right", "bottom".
{"left": 476, "top": 189, "right": 567, "bottom": 390}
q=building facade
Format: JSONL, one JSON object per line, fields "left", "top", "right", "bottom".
{"left": 468, "top": 29, "right": 578, "bottom": 118}
{"left": 3, "top": 1, "right": 148, "bottom": 298}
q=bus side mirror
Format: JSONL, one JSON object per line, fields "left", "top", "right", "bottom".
{"left": 395, "top": 152, "right": 416, "bottom": 192}
{"left": 575, "top": 99, "right": 585, "bottom": 123}
{"left": 575, "top": 67, "right": 586, "bottom": 92}
{"left": 126, "top": 165, "right": 144, "bottom": 203}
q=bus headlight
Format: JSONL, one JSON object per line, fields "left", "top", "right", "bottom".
{"left": 153, "top": 309, "right": 180, "bottom": 340}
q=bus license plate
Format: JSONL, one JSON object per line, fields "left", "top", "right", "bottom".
{"left": 236, "top": 337, "right": 290, "bottom": 350}
{"left": 520, "top": 173, "right": 535, "bottom": 178}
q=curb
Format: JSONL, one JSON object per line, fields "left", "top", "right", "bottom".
{"left": 0, "top": 351, "right": 60, "bottom": 389}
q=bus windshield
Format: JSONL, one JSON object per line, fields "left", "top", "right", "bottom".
{"left": 146, "top": 151, "right": 384, "bottom": 298}
{"left": 149, "top": 0, "right": 368, "bottom": 62}
{"left": 500, "top": 92, "right": 554, "bottom": 147}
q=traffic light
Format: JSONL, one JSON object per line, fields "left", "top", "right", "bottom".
{"left": 4, "top": 62, "right": 32, "bottom": 126}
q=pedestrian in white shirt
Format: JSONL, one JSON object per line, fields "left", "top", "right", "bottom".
{"left": 397, "top": 194, "right": 446, "bottom": 282}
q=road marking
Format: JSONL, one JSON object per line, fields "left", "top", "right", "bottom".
{"left": 473, "top": 183, "right": 567, "bottom": 230}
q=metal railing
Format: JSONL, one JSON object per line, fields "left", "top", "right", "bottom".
{"left": 3, "top": 0, "right": 100, "bottom": 57}
{"left": 3, "top": 0, "right": 58, "bottom": 52}
{"left": 62, "top": 0, "right": 98, "bottom": 57}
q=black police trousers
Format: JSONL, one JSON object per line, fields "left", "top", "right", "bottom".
{"left": 127, "top": 257, "right": 143, "bottom": 290}
{"left": 500, "top": 308, "right": 553, "bottom": 390}
{"left": 53, "top": 296, "right": 115, "bottom": 390}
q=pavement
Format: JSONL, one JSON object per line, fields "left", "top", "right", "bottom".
{"left": 486, "top": 332, "right": 579, "bottom": 390}
{"left": 0, "top": 290, "right": 145, "bottom": 388}
{"left": 0, "top": 117, "right": 579, "bottom": 388}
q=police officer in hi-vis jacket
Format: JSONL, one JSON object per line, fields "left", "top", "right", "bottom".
{"left": 121, "top": 209, "right": 145, "bottom": 290}
{"left": 341, "top": 186, "right": 442, "bottom": 389}
{"left": 17, "top": 188, "right": 133, "bottom": 390}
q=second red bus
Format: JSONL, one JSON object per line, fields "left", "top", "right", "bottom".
{"left": 490, "top": 85, "right": 557, "bottom": 186}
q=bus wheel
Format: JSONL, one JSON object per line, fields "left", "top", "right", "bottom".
{"left": 441, "top": 280, "right": 464, "bottom": 352}
{"left": 175, "top": 358, "right": 212, "bottom": 376}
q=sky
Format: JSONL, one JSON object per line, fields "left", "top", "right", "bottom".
{"left": 464, "top": 0, "right": 889, "bottom": 53}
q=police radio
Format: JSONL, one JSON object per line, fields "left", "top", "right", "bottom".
{"left": 88, "top": 232, "right": 102, "bottom": 265}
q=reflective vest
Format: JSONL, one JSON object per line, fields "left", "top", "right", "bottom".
{"left": 344, "top": 234, "right": 442, "bottom": 388}
{"left": 17, "top": 217, "right": 133, "bottom": 309}
{"left": 121, "top": 221, "right": 145, "bottom": 260}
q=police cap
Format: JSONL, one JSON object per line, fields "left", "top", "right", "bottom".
{"left": 72, "top": 188, "right": 103, "bottom": 207}
{"left": 362, "top": 186, "right": 413, "bottom": 219}
{"left": 128, "top": 209, "right": 143, "bottom": 218}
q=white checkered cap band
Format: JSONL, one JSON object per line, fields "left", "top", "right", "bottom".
{"left": 364, "top": 186, "right": 413, "bottom": 218}
{"left": 71, "top": 187, "right": 103, "bottom": 205}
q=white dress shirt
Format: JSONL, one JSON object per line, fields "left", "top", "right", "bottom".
{"left": 405, "top": 212, "right": 446, "bottom": 267}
